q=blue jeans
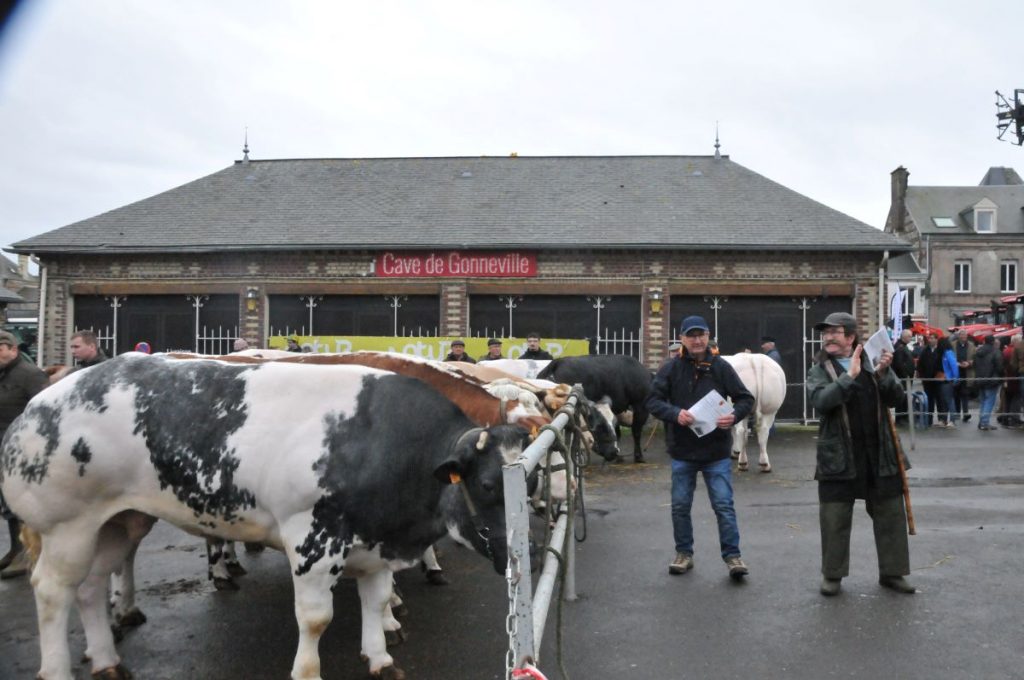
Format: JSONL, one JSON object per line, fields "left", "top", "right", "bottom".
{"left": 978, "top": 385, "right": 999, "bottom": 427}
{"left": 670, "top": 457, "right": 741, "bottom": 559}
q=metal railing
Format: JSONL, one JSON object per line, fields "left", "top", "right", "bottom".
{"left": 502, "top": 386, "right": 586, "bottom": 679}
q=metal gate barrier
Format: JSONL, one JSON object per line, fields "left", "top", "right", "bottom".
{"left": 502, "top": 386, "right": 587, "bottom": 680}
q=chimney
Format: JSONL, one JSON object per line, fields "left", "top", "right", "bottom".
{"left": 17, "top": 254, "right": 30, "bottom": 279}
{"left": 885, "top": 166, "right": 909, "bottom": 234}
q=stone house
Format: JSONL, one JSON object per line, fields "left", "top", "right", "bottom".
{"left": 885, "top": 166, "right": 1024, "bottom": 330}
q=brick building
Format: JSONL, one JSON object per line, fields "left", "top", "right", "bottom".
{"left": 10, "top": 154, "right": 908, "bottom": 419}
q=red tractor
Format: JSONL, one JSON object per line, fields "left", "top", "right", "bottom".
{"left": 987, "top": 294, "right": 1024, "bottom": 346}
{"left": 888, "top": 314, "right": 945, "bottom": 339}
{"left": 949, "top": 296, "right": 1019, "bottom": 343}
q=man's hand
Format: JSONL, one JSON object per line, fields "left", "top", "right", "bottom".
{"left": 676, "top": 409, "right": 695, "bottom": 426}
{"left": 717, "top": 414, "right": 736, "bottom": 429}
{"left": 848, "top": 345, "right": 863, "bottom": 378}
{"left": 875, "top": 349, "right": 893, "bottom": 374}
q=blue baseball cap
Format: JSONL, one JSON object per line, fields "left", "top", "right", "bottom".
{"left": 680, "top": 315, "right": 710, "bottom": 335}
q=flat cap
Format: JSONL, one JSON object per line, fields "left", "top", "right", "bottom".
{"left": 813, "top": 312, "right": 857, "bottom": 332}
{"left": 451, "top": 339, "right": 465, "bottom": 346}
{"left": 487, "top": 338, "right": 503, "bottom": 346}
{"left": 0, "top": 330, "right": 17, "bottom": 346}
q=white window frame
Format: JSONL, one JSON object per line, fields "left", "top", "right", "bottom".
{"left": 1001, "top": 260, "right": 1018, "bottom": 293}
{"left": 901, "top": 286, "right": 919, "bottom": 316}
{"left": 954, "top": 261, "right": 972, "bottom": 293}
{"left": 975, "top": 208, "right": 995, "bottom": 233}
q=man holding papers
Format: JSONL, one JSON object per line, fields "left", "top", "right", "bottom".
{"left": 806, "top": 311, "right": 914, "bottom": 596}
{"left": 647, "top": 315, "right": 755, "bottom": 580}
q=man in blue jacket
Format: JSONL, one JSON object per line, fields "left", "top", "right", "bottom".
{"left": 647, "top": 315, "right": 755, "bottom": 580}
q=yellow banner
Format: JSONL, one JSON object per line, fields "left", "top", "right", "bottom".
{"left": 268, "top": 336, "right": 590, "bottom": 361}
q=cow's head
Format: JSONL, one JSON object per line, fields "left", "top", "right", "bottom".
{"left": 583, "top": 396, "right": 620, "bottom": 462}
{"left": 435, "top": 424, "right": 532, "bottom": 573}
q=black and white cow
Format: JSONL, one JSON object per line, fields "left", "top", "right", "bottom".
{"left": 0, "top": 353, "right": 530, "bottom": 680}
{"left": 537, "top": 355, "right": 652, "bottom": 462}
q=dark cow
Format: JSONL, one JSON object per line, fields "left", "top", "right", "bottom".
{"left": 0, "top": 353, "right": 530, "bottom": 680}
{"left": 538, "top": 355, "right": 652, "bottom": 462}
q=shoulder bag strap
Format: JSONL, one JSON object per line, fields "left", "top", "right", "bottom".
{"left": 822, "top": 360, "right": 853, "bottom": 441}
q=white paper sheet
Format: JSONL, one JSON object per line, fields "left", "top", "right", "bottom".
{"left": 687, "top": 389, "right": 734, "bottom": 438}
{"left": 863, "top": 327, "right": 895, "bottom": 370}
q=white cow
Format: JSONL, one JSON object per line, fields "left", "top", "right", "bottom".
{"left": 722, "top": 353, "right": 787, "bottom": 473}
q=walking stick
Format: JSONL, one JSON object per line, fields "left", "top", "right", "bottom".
{"left": 884, "top": 401, "right": 916, "bottom": 535}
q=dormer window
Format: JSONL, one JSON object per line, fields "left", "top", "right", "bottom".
{"left": 975, "top": 209, "right": 995, "bottom": 232}
{"left": 971, "top": 198, "right": 998, "bottom": 233}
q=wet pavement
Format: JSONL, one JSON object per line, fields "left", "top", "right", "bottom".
{"left": 1, "top": 424, "right": 1022, "bottom": 679}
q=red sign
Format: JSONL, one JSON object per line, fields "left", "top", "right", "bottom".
{"left": 375, "top": 251, "right": 537, "bottom": 278}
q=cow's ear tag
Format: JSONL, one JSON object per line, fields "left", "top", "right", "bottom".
{"left": 449, "top": 471, "right": 462, "bottom": 484}
{"left": 475, "top": 431, "right": 489, "bottom": 451}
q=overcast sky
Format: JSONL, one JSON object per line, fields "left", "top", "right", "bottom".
{"left": 1, "top": 0, "right": 1022, "bottom": 259}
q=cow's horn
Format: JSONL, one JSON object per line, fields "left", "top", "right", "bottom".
{"left": 475, "top": 431, "right": 490, "bottom": 451}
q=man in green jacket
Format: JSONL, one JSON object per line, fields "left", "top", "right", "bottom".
{"left": 807, "top": 312, "right": 914, "bottom": 596}
{"left": 0, "top": 330, "right": 48, "bottom": 579}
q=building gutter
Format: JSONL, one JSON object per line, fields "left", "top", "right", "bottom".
{"left": 33, "top": 255, "right": 46, "bottom": 367}
{"left": 878, "top": 249, "right": 890, "bottom": 330}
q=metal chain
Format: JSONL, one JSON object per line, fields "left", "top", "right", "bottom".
{"left": 505, "top": 530, "right": 521, "bottom": 680}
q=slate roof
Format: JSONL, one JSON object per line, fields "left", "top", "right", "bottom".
{"left": 906, "top": 180, "right": 1024, "bottom": 236}
{"left": 10, "top": 156, "right": 907, "bottom": 254}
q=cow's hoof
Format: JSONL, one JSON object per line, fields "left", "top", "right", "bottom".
{"left": 425, "top": 569, "right": 449, "bottom": 586}
{"left": 226, "top": 561, "right": 247, "bottom": 577}
{"left": 370, "top": 664, "right": 406, "bottom": 680}
{"left": 92, "top": 664, "right": 133, "bottom": 680}
{"left": 116, "top": 607, "right": 147, "bottom": 628}
{"left": 213, "top": 576, "right": 239, "bottom": 591}
{"left": 760, "top": 464, "right": 772, "bottom": 473}
{"left": 737, "top": 462, "right": 749, "bottom": 472}
{"left": 633, "top": 454, "right": 646, "bottom": 463}
{"left": 384, "top": 627, "right": 409, "bottom": 647}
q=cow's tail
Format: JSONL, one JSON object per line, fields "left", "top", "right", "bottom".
{"left": 19, "top": 524, "right": 42, "bottom": 567}
{"left": 753, "top": 355, "right": 765, "bottom": 428}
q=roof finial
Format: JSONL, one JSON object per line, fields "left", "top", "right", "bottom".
{"left": 242, "top": 127, "right": 250, "bottom": 164}
{"left": 714, "top": 122, "right": 721, "bottom": 160}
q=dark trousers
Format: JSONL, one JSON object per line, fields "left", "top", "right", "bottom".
{"left": 922, "top": 382, "right": 941, "bottom": 426}
{"left": 820, "top": 495, "right": 910, "bottom": 579}
{"left": 953, "top": 380, "right": 972, "bottom": 419}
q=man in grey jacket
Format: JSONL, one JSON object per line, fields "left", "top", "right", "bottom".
{"left": 806, "top": 312, "right": 914, "bottom": 596}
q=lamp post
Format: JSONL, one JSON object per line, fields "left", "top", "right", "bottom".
{"left": 106, "top": 295, "right": 124, "bottom": 356}
{"left": 587, "top": 296, "right": 610, "bottom": 351}
{"left": 385, "top": 295, "right": 407, "bottom": 335}
{"left": 498, "top": 295, "right": 522, "bottom": 337}
{"left": 187, "top": 295, "right": 209, "bottom": 353}
{"left": 703, "top": 296, "right": 726, "bottom": 342}
{"left": 795, "top": 296, "right": 814, "bottom": 424}
{"left": 300, "top": 296, "right": 322, "bottom": 335}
